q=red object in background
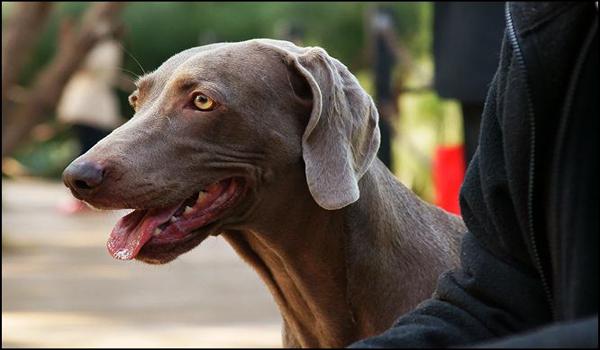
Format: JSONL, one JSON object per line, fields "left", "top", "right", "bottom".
{"left": 433, "top": 145, "right": 466, "bottom": 215}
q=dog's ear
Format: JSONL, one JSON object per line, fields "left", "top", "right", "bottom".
{"left": 281, "top": 45, "right": 381, "bottom": 210}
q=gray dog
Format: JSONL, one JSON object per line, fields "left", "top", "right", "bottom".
{"left": 63, "top": 39, "right": 466, "bottom": 347}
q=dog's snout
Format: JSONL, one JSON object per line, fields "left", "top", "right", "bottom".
{"left": 63, "top": 160, "right": 105, "bottom": 195}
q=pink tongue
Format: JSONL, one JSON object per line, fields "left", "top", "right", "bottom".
{"left": 107, "top": 204, "right": 181, "bottom": 260}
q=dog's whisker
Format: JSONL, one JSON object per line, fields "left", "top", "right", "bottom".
{"left": 117, "top": 41, "right": 146, "bottom": 75}
{"left": 116, "top": 66, "right": 140, "bottom": 81}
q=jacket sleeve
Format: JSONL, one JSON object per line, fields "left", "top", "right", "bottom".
{"left": 473, "top": 316, "right": 598, "bottom": 348}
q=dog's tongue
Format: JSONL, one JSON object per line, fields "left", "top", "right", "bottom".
{"left": 107, "top": 204, "right": 181, "bottom": 260}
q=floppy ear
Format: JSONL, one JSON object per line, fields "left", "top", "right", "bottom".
{"left": 285, "top": 46, "right": 381, "bottom": 210}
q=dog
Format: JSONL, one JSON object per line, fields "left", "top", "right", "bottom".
{"left": 63, "top": 39, "right": 466, "bottom": 347}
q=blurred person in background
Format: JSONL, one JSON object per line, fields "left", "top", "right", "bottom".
{"left": 433, "top": 2, "right": 505, "bottom": 167}
{"left": 56, "top": 36, "right": 125, "bottom": 214}
{"left": 371, "top": 7, "right": 397, "bottom": 170}
{"left": 351, "top": 2, "right": 597, "bottom": 347}
{"left": 369, "top": 6, "right": 410, "bottom": 171}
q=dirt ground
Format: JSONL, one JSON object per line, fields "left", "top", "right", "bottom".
{"left": 2, "top": 178, "right": 282, "bottom": 348}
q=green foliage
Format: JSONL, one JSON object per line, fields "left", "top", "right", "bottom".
{"left": 16, "top": 2, "right": 432, "bottom": 84}
{"left": 12, "top": 124, "right": 79, "bottom": 178}
{"left": 112, "top": 2, "right": 431, "bottom": 89}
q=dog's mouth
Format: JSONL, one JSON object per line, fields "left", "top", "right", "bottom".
{"left": 107, "top": 177, "right": 244, "bottom": 261}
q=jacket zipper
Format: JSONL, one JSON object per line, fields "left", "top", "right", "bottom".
{"left": 504, "top": 3, "right": 556, "bottom": 319}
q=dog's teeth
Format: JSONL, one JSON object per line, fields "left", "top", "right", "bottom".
{"left": 183, "top": 206, "right": 193, "bottom": 215}
{"left": 153, "top": 228, "right": 162, "bottom": 236}
{"left": 196, "top": 191, "right": 208, "bottom": 204}
{"left": 170, "top": 216, "right": 178, "bottom": 223}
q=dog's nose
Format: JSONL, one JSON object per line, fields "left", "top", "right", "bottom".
{"left": 63, "top": 160, "right": 105, "bottom": 195}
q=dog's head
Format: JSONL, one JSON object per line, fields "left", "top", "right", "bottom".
{"left": 63, "top": 39, "right": 379, "bottom": 264}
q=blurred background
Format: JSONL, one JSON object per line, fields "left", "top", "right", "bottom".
{"left": 2, "top": 2, "right": 505, "bottom": 347}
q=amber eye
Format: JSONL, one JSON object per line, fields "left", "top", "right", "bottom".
{"left": 193, "top": 93, "right": 216, "bottom": 111}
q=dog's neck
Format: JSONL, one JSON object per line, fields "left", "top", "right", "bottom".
{"left": 222, "top": 167, "right": 355, "bottom": 347}
{"left": 222, "top": 160, "right": 463, "bottom": 347}
{"left": 223, "top": 209, "right": 352, "bottom": 347}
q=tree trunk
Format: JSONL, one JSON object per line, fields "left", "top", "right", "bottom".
{"left": 2, "top": 2, "right": 125, "bottom": 159}
{"left": 2, "top": 2, "right": 53, "bottom": 136}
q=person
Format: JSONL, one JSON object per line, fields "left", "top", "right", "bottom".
{"left": 350, "top": 2, "right": 597, "bottom": 348}
{"left": 432, "top": 2, "right": 505, "bottom": 166}
{"left": 56, "top": 37, "right": 125, "bottom": 214}
{"left": 371, "top": 7, "right": 397, "bottom": 170}
{"left": 369, "top": 7, "right": 411, "bottom": 171}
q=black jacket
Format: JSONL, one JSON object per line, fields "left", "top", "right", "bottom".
{"left": 351, "top": 2, "right": 598, "bottom": 348}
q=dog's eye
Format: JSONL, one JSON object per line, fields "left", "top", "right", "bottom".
{"left": 193, "top": 93, "right": 216, "bottom": 111}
